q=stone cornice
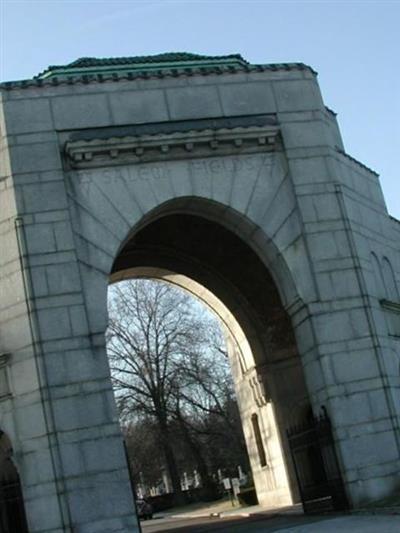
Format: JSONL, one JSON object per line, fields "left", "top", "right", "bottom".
{"left": 64, "top": 125, "right": 280, "bottom": 169}
{"left": 336, "top": 148, "right": 378, "bottom": 177}
{"left": 1, "top": 63, "right": 316, "bottom": 91}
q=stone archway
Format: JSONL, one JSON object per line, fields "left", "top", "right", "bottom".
{"left": 108, "top": 201, "right": 313, "bottom": 507}
{"left": 2, "top": 53, "right": 400, "bottom": 533}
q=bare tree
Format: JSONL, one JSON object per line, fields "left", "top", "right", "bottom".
{"left": 108, "top": 280, "right": 213, "bottom": 497}
{"left": 107, "top": 279, "right": 248, "bottom": 500}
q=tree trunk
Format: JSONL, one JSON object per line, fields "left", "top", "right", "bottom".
{"left": 158, "top": 419, "right": 184, "bottom": 505}
{"left": 176, "top": 414, "right": 218, "bottom": 501}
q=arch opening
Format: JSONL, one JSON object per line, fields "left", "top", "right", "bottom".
{"left": 108, "top": 205, "right": 312, "bottom": 509}
{"left": 110, "top": 267, "right": 255, "bottom": 373}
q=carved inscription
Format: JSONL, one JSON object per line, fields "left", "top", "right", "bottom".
{"left": 73, "top": 164, "right": 171, "bottom": 194}
{"left": 73, "top": 154, "right": 275, "bottom": 194}
{"left": 189, "top": 154, "right": 272, "bottom": 176}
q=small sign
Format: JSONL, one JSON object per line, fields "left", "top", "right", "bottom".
{"left": 222, "top": 478, "right": 231, "bottom": 490}
{"left": 231, "top": 477, "right": 240, "bottom": 496}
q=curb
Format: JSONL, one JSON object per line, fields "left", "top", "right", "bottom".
{"left": 221, "top": 512, "right": 251, "bottom": 518}
{"left": 168, "top": 511, "right": 250, "bottom": 520}
{"left": 160, "top": 505, "right": 400, "bottom": 522}
{"left": 167, "top": 509, "right": 283, "bottom": 520}
{"left": 168, "top": 512, "right": 220, "bottom": 519}
{"left": 166, "top": 504, "right": 304, "bottom": 521}
{"left": 351, "top": 507, "right": 400, "bottom": 516}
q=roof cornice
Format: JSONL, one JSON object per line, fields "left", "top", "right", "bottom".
{"left": 1, "top": 62, "right": 316, "bottom": 91}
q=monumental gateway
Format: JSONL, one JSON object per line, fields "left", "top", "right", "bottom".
{"left": 0, "top": 53, "right": 399, "bottom": 532}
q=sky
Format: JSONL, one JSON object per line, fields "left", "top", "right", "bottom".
{"left": 1, "top": 0, "right": 399, "bottom": 218}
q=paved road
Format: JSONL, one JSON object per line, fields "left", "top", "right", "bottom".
{"left": 141, "top": 514, "right": 322, "bottom": 532}
{"left": 141, "top": 513, "right": 400, "bottom": 532}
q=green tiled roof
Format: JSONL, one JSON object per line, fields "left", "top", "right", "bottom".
{"left": 36, "top": 53, "right": 249, "bottom": 79}
{"left": 1, "top": 52, "right": 316, "bottom": 90}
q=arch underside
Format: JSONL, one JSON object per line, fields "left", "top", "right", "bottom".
{"left": 110, "top": 208, "right": 311, "bottom": 506}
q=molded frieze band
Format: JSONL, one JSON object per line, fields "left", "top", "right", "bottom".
{"left": 64, "top": 125, "right": 280, "bottom": 169}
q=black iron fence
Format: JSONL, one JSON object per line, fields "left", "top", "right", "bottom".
{"left": 287, "top": 410, "right": 349, "bottom": 514}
